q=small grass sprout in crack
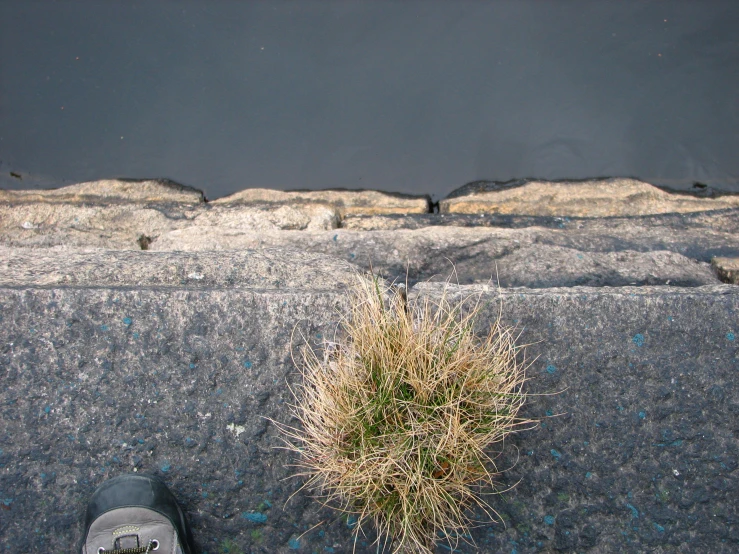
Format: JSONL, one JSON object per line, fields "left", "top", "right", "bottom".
{"left": 275, "top": 275, "right": 534, "bottom": 553}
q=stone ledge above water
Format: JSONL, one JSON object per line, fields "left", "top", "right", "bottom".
{"left": 439, "top": 178, "right": 739, "bottom": 216}
{"left": 211, "top": 187, "right": 431, "bottom": 215}
{"left": 0, "top": 178, "right": 204, "bottom": 205}
{"left": 2, "top": 178, "right": 738, "bottom": 288}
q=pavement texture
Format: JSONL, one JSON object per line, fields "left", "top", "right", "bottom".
{"left": 1, "top": 179, "right": 738, "bottom": 553}
{"left": 0, "top": 249, "right": 737, "bottom": 553}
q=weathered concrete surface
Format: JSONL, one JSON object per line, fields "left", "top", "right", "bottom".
{"left": 491, "top": 246, "right": 717, "bottom": 287}
{"left": 0, "top": 248, "right": 360, "bottom": 289}
{"left": 413, "top": 283, "right": 739, "bottom": 554}
{"left": 342, "top": 207, "right": 739, "bottom": 232}
{"left": 0, "top": 178, "right": 204, "bottom": 204}
{"left": 2, "top": 180, "right": 737, "bottom": 289}
{"left": 439, "top": 178, "right": 739, "bottom": 216}
{"left": 0, "top": 202, "right": 340, "bottom": 249}
{"left": 0, "top": 250, "right": 737, "bottom": 553}
{"left": 2, "top": 209, "right": 737, "bottom": 286}
{"left": 150, "top": 221, "right": 736, "bottom": 287}
{"left": 712, "top": 257, "right": 739, "bottom": 285}
{"left": 212, "top": 188, "right": 431, "bottom": 215}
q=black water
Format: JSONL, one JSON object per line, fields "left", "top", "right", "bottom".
{"left": 1, "top": 0, "right": 737, "bottom": 201}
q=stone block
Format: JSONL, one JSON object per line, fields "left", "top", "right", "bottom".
{"left": 0, "top": 202, "right": 339, "bottom": 250}
{"left": 212, "top": 188, "right": 431, "bottom": 215}
{"left": 712, "top": 257, "right": 739, "bottom": 284}
{"left": 439, "top": 178, "right": 739, "bottom": 216}
{"left": 0, "top": 179, "right": 204, "bottom": 204}
{"left": 152, "top": 219, "right": 737, "bottom": 287}
{"left": 0, "top": 248, "right": 737, "bottom": 552}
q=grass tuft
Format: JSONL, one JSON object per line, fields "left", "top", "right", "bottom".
{"left": 275, "top": 275, "right": 534, "bottom": 553}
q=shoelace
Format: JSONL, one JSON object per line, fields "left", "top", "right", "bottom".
{"left": 99, "top": 540, "right": 157, "bottom": 553}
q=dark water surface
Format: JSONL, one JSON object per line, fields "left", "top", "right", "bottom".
{"left": 1, "top": 0, "right": 737, "bottom": 200}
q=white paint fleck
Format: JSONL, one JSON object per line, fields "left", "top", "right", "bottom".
{"left": 227, "top": 423, "right": 246, "bottom": 437}
{"left": 21, "top": 221, "right": 37, "bottom": 229}
{"left": 187, "top": 273, "right": 204, "bottom": 280}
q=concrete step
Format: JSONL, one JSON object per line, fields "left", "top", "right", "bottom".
{"left": 1, "top": 249, "right": 737, "bottom": 553}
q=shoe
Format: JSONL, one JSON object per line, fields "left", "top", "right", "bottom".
{"left": 80, "top": 473, "right": 194, "bottom": 554}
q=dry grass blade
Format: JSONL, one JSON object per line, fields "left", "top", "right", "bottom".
{"left": 274, "top": 274, "right": 535, "bottom": 553}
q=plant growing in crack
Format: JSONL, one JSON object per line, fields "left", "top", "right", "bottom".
{"left": 272, "top": 274, "right": 535, "bottom": 553}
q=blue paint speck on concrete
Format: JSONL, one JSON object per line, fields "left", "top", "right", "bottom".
{"left": 632, "top": 334, "right": 645, "bottom": 347}
{"left": 546, "top": 364, "right": 556, "bottom": 374}
{"left": 332, "top": 234, "right": 338, "bottom": 242}
{"left": 243, "top": 360, "right": 252, "bottom": 369}
{"left": 133, "top": 332, "right": 140, "bottom": 339}
{"left": 44, "top": 406, "right": 51, "bottom": 414}
{"left": 586, "top": 472, "right": 593, "bottom": 478}
{"left": 727, "top": 332, "right": 735, "bottom": 342}
{"left": 544, "top": 515, "right": 555, "bottom": 525}
{"left": 189, "top": 363, "right": 196, "bottom": 369}
{"left": 288, "top": 536, "right": 301, "bottom": 549}
{"left": 123, "top": 317, "right": 132, "bottom": 326}
{"left": 626, "top": 504, "right": 639, "bottom": 518}
{"left": 653, "top": 523, "right": 665, "bottom": 533}
{"left": 242, "top": 512, "right": 268, "bottom": 523}
{"left": 100, "top": 325, "right": 109, "bottom": 332}
{"left": 2, "top": 498, "right": 13, "bottom": 507}
{"left": 550, "top": 449, "right": 561, "bottom": 459}
{"left": 262, "top": 499, "right": 272, "bottom": 508}
{"left": 546, "top": 410, "right": 553, "bottom": 417}
{"left": 160, "top": 463, "right": 171, "bottom": 472}
{"left": 639, "top": 411, "right": 646, "bottom": 419}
